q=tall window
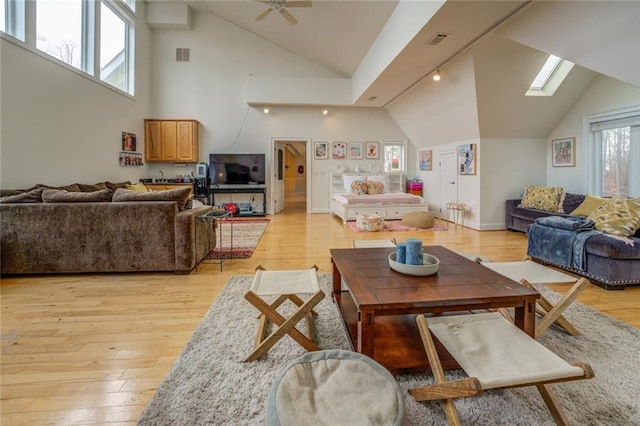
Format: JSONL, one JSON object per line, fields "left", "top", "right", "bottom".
{"left": 1, "top": 0, "right": 135, "bottom": 95}
{"left": 588, "top": 109, "right": 640, "bottom": 197}
{"left": 383, "top": 140, "right": 407, "bottom": 173}
{"left": 36, "top": 0, "right": 83, "bottom": 70}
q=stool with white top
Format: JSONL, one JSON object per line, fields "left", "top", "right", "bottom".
{"left": 446, "top": 202, "right": 467, "bottom": 228}
{"left": 244, "top": 266, "right": 325, "bottom": 362}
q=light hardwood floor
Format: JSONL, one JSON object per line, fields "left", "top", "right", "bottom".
{"left": 2, "top": 201, "right": 638, "bottom": 425}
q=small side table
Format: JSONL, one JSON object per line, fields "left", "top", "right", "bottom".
{"left": 197, "top": 210, "right": 233, "bottom": 271}
{"left": 446, "top": 203, "right": 467, "bottom": 229}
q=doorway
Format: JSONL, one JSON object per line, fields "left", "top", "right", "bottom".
{"left": 439, "top": 150, "right": 458, "bottom": 219}
{"left": 272, "top": 139, "right": 309, "bottom": 214}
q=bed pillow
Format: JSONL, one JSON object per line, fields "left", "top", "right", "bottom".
{"left": 365, "top": 175, "right": 386, "bottom": 194}
{"left": 518, "top": 185, "right": 565, "bottom": 212}
{"left": 342, "top": 175, "right": 366, "bottom": 195}
{"left": 587, "top": 197, "right": 640, "bottom": 238}
{"left": 571, "top": 194, "right": 606, "bottom": 217}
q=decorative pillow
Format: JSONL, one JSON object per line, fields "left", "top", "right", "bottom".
{"left": 126, "top": 182, "right": 149, "bottom": 193}
{"left": 365, "top": 175, "right": 386, "bottom": 194}
{"left": 518, "top": 185, "right": 565, "bottom": 212}
{"left": 365, "top": 180, "right": 384, "bottom": 195}
{"left": 77, "top": 182, "right": 109, "bottom": 192}
{"left": 0, "top": 187, "right": 44, "bottom": 203}
{"left": 40, "top": 183, "right": 81, "bottom": 192}
{"left": 342, "top": 175, "right": 366, "bottom": 195}
{"left": 0, "top": 189, "right": 25, "bottom": 197}
{"left": 571, "top": 194, "right": 606, "bottom": 217}
{"left": 112, "top": 187, "right": 191, "bottom": 211}
{"left": 587, "top": 197, "right": 640, "bottom": 238}
{"left": 42, "top": 188, "right": 113, "bottom": 203}
{"left": 105, "top": 181, "right": 132, "bottom": 191}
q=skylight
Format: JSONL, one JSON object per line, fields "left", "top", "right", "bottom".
{"left": 526, "top": 54, "right": 574, "bottom": 97}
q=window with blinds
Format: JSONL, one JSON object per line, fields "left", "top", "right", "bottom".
{"left": 588, "top": 110, "right": 640, "bottom": 197}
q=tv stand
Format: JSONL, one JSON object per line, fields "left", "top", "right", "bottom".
{"left": 209, "top": 184, "right": 266, "bottom": 216}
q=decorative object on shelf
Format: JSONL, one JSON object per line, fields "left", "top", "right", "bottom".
{"left": 365, "top": 141, "right": 379, "bottom": 159}
{"left": 354, "top": 164, "right": 362, "bottom": 173}
{"left": 119, "top": 151, "right": 143, "bottom": 166}
{"left": 458, "top": 143, "right": 476, "bottom": 175}
{"left": 335, "top": 163, "right": 346, "bottom": 173}
{"left": 122, "top": 131, "right": 136, "bottom": 152}
{"left": 349, "top": 141, "right": 363, "bottom": 159}
{"left": 418, "top": 149, "right": 432, "bottom": 171}
{"left": 332, "top": 141, "right": 346, "bottom": 159}
{"left": 552, "top": 137, "right": 575, "bottom": 167}
{"left": 369, "top": 162, "right": 381, "bottom": 173}
{"left": 314, "top": 141, "right": 328, "bottom": 159}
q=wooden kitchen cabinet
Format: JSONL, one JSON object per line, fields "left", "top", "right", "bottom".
{"left": 144, "top": 119, "right": 199, "bottom": 163}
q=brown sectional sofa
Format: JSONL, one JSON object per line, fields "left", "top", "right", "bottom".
{"left": 0, "top": 183, "right": 216, "bottom": 275}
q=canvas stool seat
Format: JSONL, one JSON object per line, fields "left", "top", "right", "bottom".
{"left": 244, "top": 266, "right": 325, "bottom": 362}
{"left": 266, "top": 349, "right": 406, "bottom": 426}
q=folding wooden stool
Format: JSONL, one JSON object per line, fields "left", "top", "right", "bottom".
{"left": 409, "top": 312, "right": 594, "bottom": 426}
{"left": 244, "top": 265, "right": 325, "bottom": 362}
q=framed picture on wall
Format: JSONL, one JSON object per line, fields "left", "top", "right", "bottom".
{"left": 418, "top": 149, "right": 432, "bottom": 171}
{"left": 552, "top": 137, "right": 575, "bottom": 167}
{"left": 332, "top": 141, "right": 346, "bottom": 159}
{"left": 349, "top": 142, "right": 363, "bottom": 159}
{"left": 122, "top": 132, "right": 136, "bottom": 152}
{"left": 458, "top": 143, "right": 476, "bottom": 175}
{"left": 365, "top": 141, "right": 379, "bottom": 159}
{"left": 314, "top": 141, "right": 329, "bottom": 159}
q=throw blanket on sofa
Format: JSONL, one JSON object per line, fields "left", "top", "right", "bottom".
{"left": 527, "top": 217, "right": 599, "bottom": 271}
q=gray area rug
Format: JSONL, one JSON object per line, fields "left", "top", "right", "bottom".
{"left": 138, "top": 274, "right": 640, "bottom": 425}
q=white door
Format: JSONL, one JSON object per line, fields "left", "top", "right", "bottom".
{"left": 439, "top": 151, "right": 457, "bottom": 220}
{"left": 273, "top": 144, "right": 285, "bottom": 213}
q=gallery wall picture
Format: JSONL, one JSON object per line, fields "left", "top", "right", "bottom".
{"left": 332, "top": 141, "right": 346, "bottom": 159}
{"left": 365, "top": 141, "right": 379, "bottom": 159}
{"left": 314, "top": 141, "right": 328, "bottom": 159}
{"left": 552, "top": 137, "right": 575, "bottom": 167}
{"left": 418, "top": 149, "right": 432, "bottom": 171}
{"left": 349, "top": 142, "right": 363, "bottom": 159}
{"left": 458, "top": 144, "right": 476, "bottom": 175}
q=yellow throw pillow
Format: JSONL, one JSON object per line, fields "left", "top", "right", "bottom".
{"left": 587, "top": 197, "right": 640, "bottom": 237}
{"left": 571, "top": 194, "right": 606, "bottom": 217}
{"left": 518, "top": 185, "right": 565, "bottom": 212}
{"left": 126, "top": 182, "right": 149, "bottom": 193}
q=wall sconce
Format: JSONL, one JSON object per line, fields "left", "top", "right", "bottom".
{"left": 263, "top": 107, "right": 270, "bottom": 114}
{"left": 433, "top": 67, "right": 441, "bottom": 81}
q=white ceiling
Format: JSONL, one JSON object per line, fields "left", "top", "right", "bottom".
{"left": 180, "top": 0, "right": 533, "bottom": 106}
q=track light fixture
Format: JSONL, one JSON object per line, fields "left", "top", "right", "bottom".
{"left": 433, "top": 67, "right": 441, "bottom": 81}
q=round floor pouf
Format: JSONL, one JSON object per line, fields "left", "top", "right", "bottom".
{"left": 266, "top": 349, "right": 405, "bottom": 426}
{"left": 356, "top": 213, "right": 385, "bottom": 231}
{"left": 402, "top": 211, "right": 435, "bottom": 229}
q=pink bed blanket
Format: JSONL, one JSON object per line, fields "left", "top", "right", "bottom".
{"left": 339, "top": 193, "right": 422, "bottom": 205}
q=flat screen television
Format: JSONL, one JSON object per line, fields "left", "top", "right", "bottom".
{"left": 209, "top": 153, "right": 266, "bottom": 185}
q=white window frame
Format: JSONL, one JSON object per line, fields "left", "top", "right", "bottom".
{"left": 383, "top": 139, "right": 407, "bottom": 174}
{"left": 584, "top": 106, "right": 640, "bottom": 197}
{"left": 1, "top": 0, "right": 135, "bottom": 96}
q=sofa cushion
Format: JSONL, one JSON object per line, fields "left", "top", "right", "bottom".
{"left": 587, "top": 197, "right": 640, "bottom": 238}
{"left": 42, "top": 188, "right": 113, "bottom": 203}
{"left": 126, "top": 182, "right": 149, "bottom": 192}
{"left": 105, "top": 181, "right": 131, "bottom": 191}
{"left": 571, "top": 194, "right": 606, "bottom": 217}
{"left": 112, "top": 187, "right": 191, "bottom": 211}
{"left": 76, "top": 182, "right": 109, "bottom": 192}
{"left": 0, "top": 187, "right": 44, "bottom": 203}
{"left": 585, "top": 234, "right": 640, "bottom": 259}
{"left": 518, "top": 186, "right": 565, "bottom": 212}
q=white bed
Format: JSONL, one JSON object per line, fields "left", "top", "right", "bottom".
{"left": 329, "top": 173, "right": 429, "bottom": 223}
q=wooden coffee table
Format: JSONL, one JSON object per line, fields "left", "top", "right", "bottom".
{"left": 330, "top": 246, "right": 539, "bottom": 375}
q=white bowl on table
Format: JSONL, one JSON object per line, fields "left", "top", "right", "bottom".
{"left": 388, "top": 252, "right": 440, "bottom": 276}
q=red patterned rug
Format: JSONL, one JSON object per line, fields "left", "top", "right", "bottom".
{"left": 347, "top": 220, "right": 448, "bottom": 233}
{"left": 205, "top": 218, "right": 270, "bottom": 259}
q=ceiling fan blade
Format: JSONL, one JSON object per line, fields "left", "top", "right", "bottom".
{"left": 255, "top": 7, "right": 273, "bottom": 21}
{"left": 280, "top": 8, "right": 298, "bottom": 25}
{"left": 284, "top": 1, "right": 312, "bottom": 7}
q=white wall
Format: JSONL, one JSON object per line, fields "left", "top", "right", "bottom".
{"left": 0, "top": 2, "right": 152, "bottom": 189}
{"left": 547, "top": 75, "right": 640, "bottom": 193}
{"left": 149, "top": 12, "right": 406, "bottom": 214}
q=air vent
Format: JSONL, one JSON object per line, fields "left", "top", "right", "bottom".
{"left": 426, "top": 33, "right": 449, "bottom": 46}
{"left": 176, "top": 48, "right": 190, "bottom": 62}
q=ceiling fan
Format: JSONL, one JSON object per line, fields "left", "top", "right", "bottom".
{"left": 254, "top": 0, "right": 313, "bottom": 26}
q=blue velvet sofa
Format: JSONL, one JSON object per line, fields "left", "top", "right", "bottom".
{"left": 505, "top": 194, "right": 640, "bottom": 290}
